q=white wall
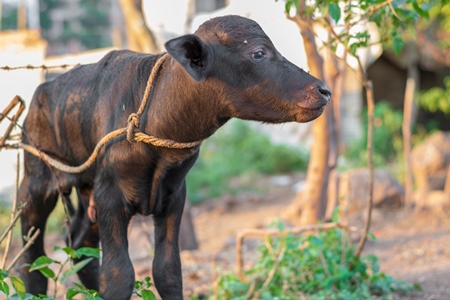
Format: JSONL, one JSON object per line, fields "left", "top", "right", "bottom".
{"left": 0, "top": 31, "right": 114, "bottom": 203}
{"left": 0, "top": 30, "right": 46, "bottom": 202}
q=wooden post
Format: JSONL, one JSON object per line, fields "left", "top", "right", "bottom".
{"left": 18, "top": 0, "right": 27, "bottom": 30}
{"left": 402, "top": 64, "right": 419, "bottom": 206}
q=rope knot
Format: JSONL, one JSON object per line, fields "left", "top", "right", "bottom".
{"left": 127, "top": 113, "right": 140, "bottom": 142}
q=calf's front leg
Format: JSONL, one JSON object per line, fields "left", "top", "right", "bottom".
{"left": 94, "top": 175, "right": 135, "bottom": 300}
{"left": 152, "top": 186, "right": 186, "bottom": 299}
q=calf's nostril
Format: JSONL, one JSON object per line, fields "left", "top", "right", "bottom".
{"left": 318, "top": 86, "right": 332, "bottom": 99}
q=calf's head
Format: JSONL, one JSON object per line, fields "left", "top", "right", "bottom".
{"left": 165, "top": 15, "right": 331, "bottom": 124}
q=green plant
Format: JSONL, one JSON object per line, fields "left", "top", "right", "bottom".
{"left": 212, "top": 221, "right": 419, "bottom": 299}
{"left": 133, "top": 277, "right": 156, "bottom": 300}
{"left": 0, "top": 269, "right": 26, "bottom": 300}
{"left": 419, "top": 76, "right": 450, "bottom": 114}
{"left": 187, "top": 120, "right": 309, "bottom": 202}
{"left": 24, "top": 246, "right": 101, "bottom": 299}
{"left": 0, "top": 247, "right": 156, "bottom": 300}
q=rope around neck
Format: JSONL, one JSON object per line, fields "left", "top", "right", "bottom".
{"left": 19, "top": 53, "right": 203, "bottom": 174}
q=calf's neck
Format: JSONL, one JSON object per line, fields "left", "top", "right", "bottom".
{"left": 19, "top": 15, "right": 330, "bottom": 299}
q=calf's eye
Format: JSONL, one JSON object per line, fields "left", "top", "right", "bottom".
{"left": 252, "top": 51, "right": 266, "bottom": 61}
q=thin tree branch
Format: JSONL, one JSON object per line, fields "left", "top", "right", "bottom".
{"left": 347, "top": 0, "right": 394, "bottom": 28}
{"left": 251, "top": 247, "right": 287, "bottom": 300}
{"left": 6, "top": 227, "right": 40, "bottom": 271}
{"left": 0, "top": 202, "right": 28, "bottom": 244}
{"left": 354, "top": 80, "right": 375, "bottom": 258}
{"left": 1, "top": 151, "right": 20, "bottom": 269}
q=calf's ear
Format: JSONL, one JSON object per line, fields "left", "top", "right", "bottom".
{"left": 165, "top": 34, "right": 209, "bottom": 82}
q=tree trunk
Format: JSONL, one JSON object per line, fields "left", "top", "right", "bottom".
{"left": 285, "top": 8, "right": 337, "bottom": 225}
{"left": 118, "top": 0, "right": 159, "bottom": 53}
{"left": 293, "top": 109, "right": 332, "bottom": 225}
{"left": 325, "top": 50, "right": 344, "bottom": 220}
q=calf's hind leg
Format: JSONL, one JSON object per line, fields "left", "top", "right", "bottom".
{"left": 65, "top": 187, "right": 100, "bottom": 290}
{"left": 18, "top": 172, "right": 58, "bottom": 295}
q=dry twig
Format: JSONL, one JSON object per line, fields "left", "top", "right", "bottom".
{"left": 354, "top": 79, "right": 374, "bottom": 258}
{"left": 0, "top": 151, "right": 21, "bottom": 269}
{"left": 251, "top": 247, "right": 287, "bottom": 300}
{"left": 6, "top": 227, "right": 40, "bottom": 271}
{"left": 0, "top": 202, "right": 28, "bottom": 245}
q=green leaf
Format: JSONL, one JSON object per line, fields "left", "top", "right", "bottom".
{"left": 349, "top": 43, "right": 358, "bottom": 55}
{"left": 20, "top": 292, "right": 41, "bottom": 300}
{"left": 285, "top": 1, "right": 292, "bottom": 14}
{"left": 29, "top": 256, "right": 56, "bottom": 272}
{"left": 66, "top": 288, "right": 81, "bottom": 299}
{"left": 412, "top": 1, "right": 429, "bottom": 18}
{"left": 60, "top": 258, "right": 93, "bottom": 283}
{"left": 329, "top": 2, "right": 341, "bottom": 23}
{"left": 37, "top": 267, "right": 55, "bottom": 279}
{"left": 144, "top": 276, "right": 152, "bottom": 287}
{"left": 393, "top": 36, "right": 405, "bottom": 55}
{"left": 10, "top": 277, "right": 26, "bottom": 300}
{"left": 37, "top": 296, "right": 57, "bottom": 300}
{"left": 367, "top": 232, "right": 377, "bottom": 241}
{"left": 76, "top": 247, "right": 101, "bottom": 259}
{"left": 134, "top": 280, "right": 142, "bottom": 289}
{"left": 309, "top": 235, "right": 324, "bottom": 247}
{"left": 141, "top": 290, "right": 156, "bottom": 300}
{"left": 73, "top": 282, "right": 84, "bottom": 289}
{"left": 0, "top": 280, "right": 10, "bottom": 296}
{"left": 293, "top": 0, "right": 299, "bottom": 11}
{"left": 61, "top": 247, "right": 79, "bottom": 259}
{"left": 60, "top": 263, "right": 89, "bottom": 284}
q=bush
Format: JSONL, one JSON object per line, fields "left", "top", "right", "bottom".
{"left": 187, "top": 120, "right": 309, "bottom": 202}
{"left": 419, "top": 76, "right": 450, "bottom": 115}
{"left": 212, "top": 221, "right": 419, "bottom": 300}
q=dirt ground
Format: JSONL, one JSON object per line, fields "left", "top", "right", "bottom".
{"left": 3, "top": 173, "right": 450, "bottom": 299}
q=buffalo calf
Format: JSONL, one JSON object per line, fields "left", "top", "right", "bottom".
{"left": 19, "top": 15, "right": 330, "bottom": 299}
